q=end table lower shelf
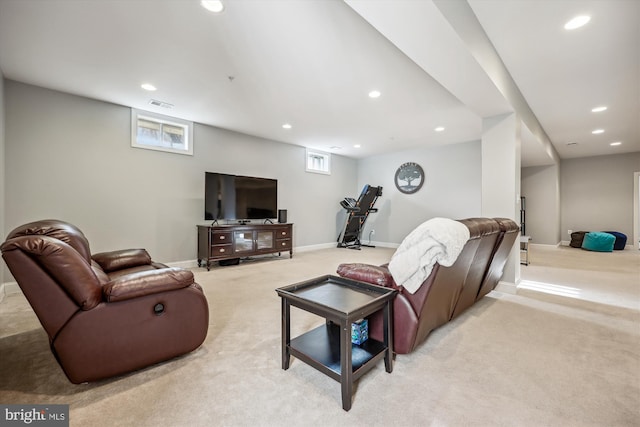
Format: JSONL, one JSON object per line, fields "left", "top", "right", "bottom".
{"left": 290, "top": 322, "right": 387, "bottom": 380}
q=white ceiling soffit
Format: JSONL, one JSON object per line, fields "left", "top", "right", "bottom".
{"left": 521, "top": 122, "right": 556, "bottom": 168}
{"left": 346, "top": 0, "right": 556, "bottom": 166}
{"left": 345, "top": 0, "right": 511, "bottom": 119}
{"left": 469, "top": 0, "right": 640, "bottom": 160}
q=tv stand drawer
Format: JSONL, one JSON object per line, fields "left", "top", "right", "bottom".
{"left": 212, "top": 232, "right": 232, "bottom": 244}
{"left": 275, "top": 228, "right": 291, "bottom": 239}
{"left": 276, "top": 239, "right": 292, "bottom": 250}
{"left": 211, "top": 244, "right": 233, "bottom": 257}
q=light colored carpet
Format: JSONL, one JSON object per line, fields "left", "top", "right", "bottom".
{"left": 520, "top": 244, "right": 640, "bottom": 310}
{"left": 0, "top": 246, "right": 639, "bottom": 426}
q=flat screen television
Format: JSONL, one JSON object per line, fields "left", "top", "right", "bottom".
{"left": 205, "top": 172, "right": 277, "bottom": 221}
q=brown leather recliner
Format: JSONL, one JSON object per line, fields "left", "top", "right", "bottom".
{"left": 1, "top": 220, "right": 209, "bottom": 383}
{"left": 337, "top": 217, "right": 519, "bottom": 354}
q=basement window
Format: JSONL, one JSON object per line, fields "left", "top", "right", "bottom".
{"left": 306, "top": 149, "right": 331, "bottom": 175}
{"left": 131, "top": 109, "right": 194, "bottom": 155}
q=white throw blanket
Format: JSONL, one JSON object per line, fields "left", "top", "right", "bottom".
{"left": 388, "top": 218, "right": 470, "bottom": 294}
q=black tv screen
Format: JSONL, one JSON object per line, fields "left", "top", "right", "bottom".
{"left": 205, "top": 172, "right": 277, "bottom": 221}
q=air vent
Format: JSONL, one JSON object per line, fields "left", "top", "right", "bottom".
{"left": 148, "top": 99, "right": 173, "bottom": 109}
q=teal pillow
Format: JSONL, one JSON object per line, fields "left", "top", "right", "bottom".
{"left": 582, "top": 232, "right": 615, "bottom": 252}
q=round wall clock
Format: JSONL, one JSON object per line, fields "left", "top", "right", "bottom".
{"left": 394, "top": 162, "right": 424, "bottom": 194}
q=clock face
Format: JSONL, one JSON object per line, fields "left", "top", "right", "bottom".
{"left": 394, "top": 162, "right": 424, "bottom": 194}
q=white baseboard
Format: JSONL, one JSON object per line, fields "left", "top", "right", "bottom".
{"left": 0, "top": 281, "right": 21, "bottom": 302}
{"left": 297, "top": 241, "right": 399, "bottom": 251}
{"left": 529, "top": 242, "right": 561, "bottom": 248}
{"left": 166, "top": 259, "right": 199, "bottom": 269}
{"left": 295, "top": 242, "right": 337, "bottom": 253}
{"left": 495, "top": 280, "right": 517, "bottom": 294}
{"left": 369, "top": 241, "right": 400, "bottom": 249}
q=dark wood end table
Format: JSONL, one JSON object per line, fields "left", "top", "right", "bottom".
{"left": 276, "top": 274, "right": 396, "bottom": 411}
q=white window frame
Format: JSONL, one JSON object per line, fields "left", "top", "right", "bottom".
{"left": 305, "top": 148, "right": 331, "bottom": 175}
{"left": 131, "top": 108, "right": 194, "bottom": 156}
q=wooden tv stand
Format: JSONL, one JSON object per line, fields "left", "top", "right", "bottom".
{"left": 197, "top": 223, "right": 293, "bottom": 270}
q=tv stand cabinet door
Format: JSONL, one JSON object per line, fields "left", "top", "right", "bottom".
{"left": 256, "top": 230, "right": 275, "bottom": 251}
{"left": 233, "top": 230, "right": 255, "bottom": 254}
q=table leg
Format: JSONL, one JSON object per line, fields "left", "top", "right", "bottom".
{"left": 340, "top": 320, "right": 353, "bottom": 411}
{"left": 281, "top": 298, "right": 291, "bottom": 370}
{"left": 383, "top": 300, "right": 394, "bottom": 373}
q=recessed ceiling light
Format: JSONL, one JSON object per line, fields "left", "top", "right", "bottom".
{"left": 368, "top": 90, "right": 381, "bottom": 98}
{"left": 434, "top": 126, "right": 445, "bottom": 132}
{"left": 610, "top": 142, "right": 622, "bottom": 146}
{"left": 141, "top": 83, "right": 156, "bottom": 91}
{"left": 564, "top": 15, "right": 591, "bottom": 30}
{"left": 592, "top": 129, "right": 605, "bottom": 134}
{"left": 330, "top": 146, "right": 342, "bottom": 150}
{"left": 354, "top": 144, "right": 361, "bottom": 148}
{"left": 591, "top": 106, "right": 607, "bottom": 113}
{"left": 282, "top": 123, "right": 292, "bottom": 129}
{"left": 201, "top": 0, "right": 224, "bottom": 13}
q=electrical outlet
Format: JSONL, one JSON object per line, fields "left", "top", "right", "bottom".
{"left": 568, "top": 229, "right": 573, "bottom": 235}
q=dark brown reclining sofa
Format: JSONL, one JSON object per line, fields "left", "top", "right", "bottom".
{"left": 337, "top": 217, "right": 519, "bottom": 354}
{"left": 1, "top": 220, "right": 209, "bottom": 383}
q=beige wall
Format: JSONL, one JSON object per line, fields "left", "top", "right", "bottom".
{"left": 561, "top": 153, "right": 640, "bottom": 241}
{"left": 4, "top": 80, "right": 357, "bottom": 274}
{"left": 521, "top": 164, "right": 561, "bottom": 245}
{"left": 356, "top": 140, "right": 482, "bottom": 244}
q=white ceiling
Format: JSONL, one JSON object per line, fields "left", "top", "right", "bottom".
{"left": 469, "top": 0, "right": 640, "bottom": 162}
{"left": 0, "top": 0, "right": 637, "bottom": 166}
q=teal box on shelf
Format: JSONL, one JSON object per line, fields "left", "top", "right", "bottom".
{"left": 351, "top": 319, "right": 368, "bottom": 345}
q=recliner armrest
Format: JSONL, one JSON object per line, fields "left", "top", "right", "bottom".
{"left": 336, "top": 263, "right": 396, "bottom": 288}
{"left": 103, "top": 267, "right": 195, "bottom": 302}
{"left": 92, "top": 249, "right": 152, "bottom": 273}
